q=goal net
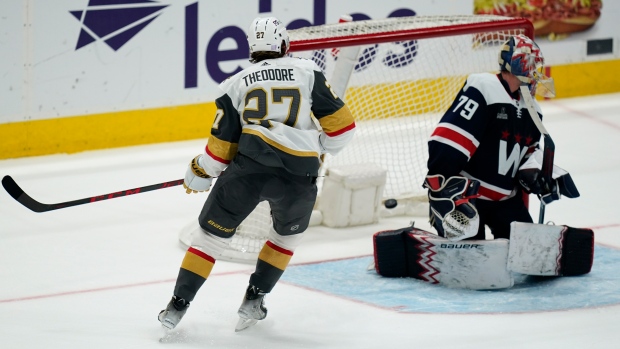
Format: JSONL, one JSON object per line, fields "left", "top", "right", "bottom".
{"left": 179, "top": 14, "right": 533, "bottom": 262}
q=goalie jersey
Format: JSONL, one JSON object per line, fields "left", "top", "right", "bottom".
{"left": 201, "top": 57, "right": 355, "bottom": 178}
{"left": 427, "top": 73, "right": 543, "bottom": 201}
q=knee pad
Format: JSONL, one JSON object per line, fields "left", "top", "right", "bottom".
{"left": 185, "top": 219, "right": 233, "bottom": 259}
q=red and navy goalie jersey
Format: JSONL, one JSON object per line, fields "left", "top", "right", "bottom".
{"left": 426, "top": 73, "right": 543, "bottom": 201}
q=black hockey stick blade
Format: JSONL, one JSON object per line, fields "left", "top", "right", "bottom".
{"left": 2, "top": 175, "right": 184, "bottom": 213}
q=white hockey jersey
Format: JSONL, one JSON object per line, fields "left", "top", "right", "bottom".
{"left": 201, "top": 56, "right": 356, "bottom": 177}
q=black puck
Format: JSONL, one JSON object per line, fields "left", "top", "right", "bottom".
{"left": 384, "top": 198, "right": 397, "bottom": 209}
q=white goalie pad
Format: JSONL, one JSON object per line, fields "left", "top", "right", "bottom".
{"left": 413, "top": 233, "right": 513, "bottom": 290}
{"left": 508, "top": 222, "right": 564, "bottom": 275}
{"left": 507, "top": 221, "right": 594, "bottom": 276}
{"left": 508, "top": 222, "right": 566, "bottom": 276}
{"left": 374, "top": 228, "right": 513, "bottom": 290}
{"left": 317, "top": 163, "right": 386, "bottom": 227}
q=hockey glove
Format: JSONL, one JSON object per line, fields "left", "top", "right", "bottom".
{"left": 517, "top": 168, "right": 560, "bottom": 204}
{"left": 184, "top": 155, "right": 213, "bottom": 194}
{"left": 518, "top": 150, "right": 580, "bottom": 204}
{"left": 424, "top": 175, "right": 481, "bottom": 241}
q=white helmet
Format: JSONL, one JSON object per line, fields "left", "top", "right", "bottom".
{"left": 247, "top": 17, "right": 290, "bottom": 55}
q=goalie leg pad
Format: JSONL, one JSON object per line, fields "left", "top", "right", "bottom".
{"left": 560, "top": 226, "right": 594, "bottom": 276}
{"left": 372, "top": 227, "right": 411, "bottom": 277}
{"left": 507, "top": 222, "right": 594, "bottom": 276}
{"left": 373, "top": 227, "right": 513, "bottom": 289}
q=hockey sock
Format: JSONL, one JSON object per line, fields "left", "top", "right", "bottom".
{"left": 249, "top": 240, "right": 294, "bottom": 293}
{"left": 173, "top": 247, "right": 216, "bottom": 302}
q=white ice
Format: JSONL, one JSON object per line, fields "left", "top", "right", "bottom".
{"left": 1, "top": 93, "right": 619, "bottom": 349}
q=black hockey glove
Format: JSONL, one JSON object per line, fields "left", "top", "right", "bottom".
{"left": 518, "top": 168, "right": 580, "bottom": 204}
{"left": 518, "top": 149, "right": 580, "bottom": 205}
{"left": 424, "top": 175, "right": 480, "bottom": 241}
{"left": 518, "top": 168, "right": 560, "bottom": 204}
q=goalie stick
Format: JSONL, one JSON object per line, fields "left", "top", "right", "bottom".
{"left": 1, "top": 175, "right": 184, "bottom": 213}
{"left": 520, "top": 85, "right": 555, "bottom": 224}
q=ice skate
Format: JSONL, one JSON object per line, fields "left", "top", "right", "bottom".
{"left": 158, "top": 296, "right": 189, "bottom": 330}
{"left": 235, "top": 285, "right": 267, "bottom": 332}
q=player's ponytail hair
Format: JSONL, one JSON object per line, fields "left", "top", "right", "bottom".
{"left": 249, "top": 40, "right": 288, "bottom": 63}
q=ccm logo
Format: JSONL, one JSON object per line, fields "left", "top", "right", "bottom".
{"left": 439, "top": 244, "right": 482, "bottom": 249}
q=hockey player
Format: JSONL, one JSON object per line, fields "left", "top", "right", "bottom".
{"left": 157, "top": 17, "right": 355, "bottom": 331}
{"left": 423, "top": 34, "right": 577, "bottom": 242}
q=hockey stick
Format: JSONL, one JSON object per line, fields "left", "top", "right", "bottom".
{"left": 520, "top": 86, "right": 555, "bottom": 224}
{"left": 1, "top": 175, "right": 184, "bottom": 213}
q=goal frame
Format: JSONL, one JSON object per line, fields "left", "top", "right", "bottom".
{"left": 288, "top": 14, "right": 535, "bottom": 205}
{"left": 289, "top": 17, "right": 534, "bottom": 51}
{"left": 179, "top": 15, "right": 536, "bottom": 262}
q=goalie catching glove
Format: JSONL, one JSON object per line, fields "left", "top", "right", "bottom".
{"left": 518, "top": 149, "right": 580, "bottom": 204}
{"left": 424, "top": 175, "right": 481, "bottom": 242}
{"left": 184, "top": 155, "right": 213, "bottom": 194}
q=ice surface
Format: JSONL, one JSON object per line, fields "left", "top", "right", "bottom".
{"left": 1, "top": 93, "right": 619, "bottom": 348}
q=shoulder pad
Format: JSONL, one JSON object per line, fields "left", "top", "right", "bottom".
{"left": 465, "top": 73, "right": 513, "bottom": 106}
{"left": 282, "top": 56, "right": 321, "bottom": 72}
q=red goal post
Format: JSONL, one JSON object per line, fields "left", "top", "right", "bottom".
{"left": 179, "top": 15, "right": 534, "bottom": 263}
{"left": 289, "top": 15, "right": 533, "bottom": 51}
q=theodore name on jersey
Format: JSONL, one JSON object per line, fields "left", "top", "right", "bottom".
{"left": 241, "top": 68, "right": 295, "bottom": 86}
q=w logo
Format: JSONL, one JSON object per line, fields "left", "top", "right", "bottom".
{"left": 70, "top": 0, "right": 168, "bottom": 51}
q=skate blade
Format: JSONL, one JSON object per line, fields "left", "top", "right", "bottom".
{"left": 235, "top": 317, "right": 258, "bottom": 332}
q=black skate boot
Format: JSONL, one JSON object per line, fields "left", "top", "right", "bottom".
{"left": 235, "top": 285, "right": 267, "bottom": 332}
{"left": 158, "top": 296, "right": 189, "bottom": 330}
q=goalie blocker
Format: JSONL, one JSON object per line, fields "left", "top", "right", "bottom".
{"left": 373, "top": 223, "right": 593, "bottom": 290}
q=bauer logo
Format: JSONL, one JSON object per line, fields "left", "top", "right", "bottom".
{"left": 439, "top": 244, "right": 482, "bottom": 249}
{"left": 70, "top": 0, "right": 168, "bottom": 51}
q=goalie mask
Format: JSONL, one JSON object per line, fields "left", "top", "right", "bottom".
{"left": 247, "top": 17, "right": 290, "bottom": 55}
{"left": 499, "top": 34, "right": 555, "bottom": 97}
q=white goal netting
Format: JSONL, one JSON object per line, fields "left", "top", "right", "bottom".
{"left": 291, "top": 14, "right": 531, "bottom": 200}
{"left": 180, "top": 14, "right": 533, "bottom": 262}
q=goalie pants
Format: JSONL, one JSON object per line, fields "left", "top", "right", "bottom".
{"left": 470, "top": 191, "right": 533, "bottom": 240}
